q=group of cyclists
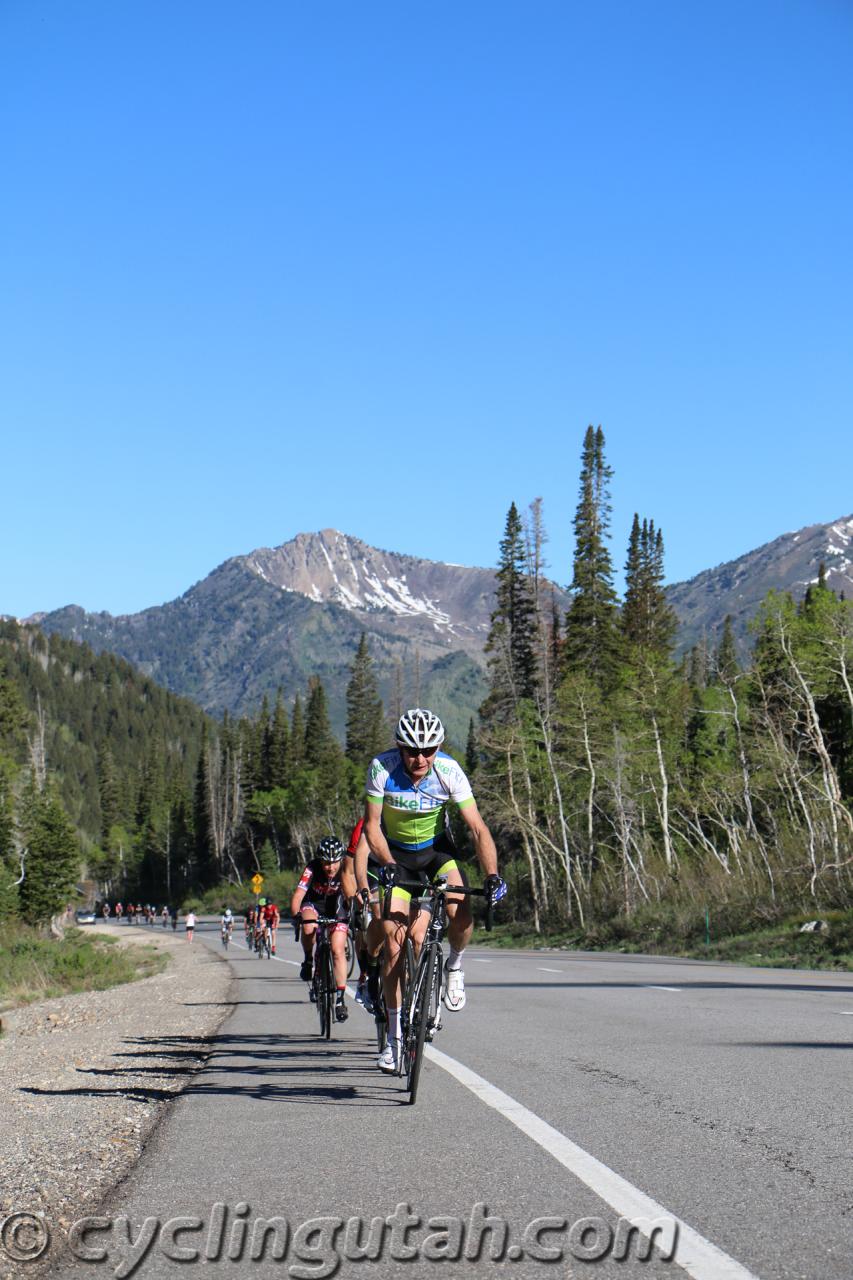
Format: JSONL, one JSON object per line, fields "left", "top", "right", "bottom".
{"left": 100, "top": 901, "right": 175, "bottom": 927}
{"left": 235, "top": 707, "right": 507, "bottom": 1074}
{"left": 241, "top": 898, "right": 281, "bottom": 953}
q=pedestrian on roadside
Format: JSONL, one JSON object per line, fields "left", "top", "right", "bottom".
{"left": 185, "top": 910, "right": 196, "bottom": 943}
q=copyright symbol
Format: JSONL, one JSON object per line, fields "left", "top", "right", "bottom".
{"left": 0, "top": 1212, "right": 50, "bottom": 1261}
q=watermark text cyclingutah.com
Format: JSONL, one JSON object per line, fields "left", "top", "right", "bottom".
{"left": 1, "top": 1201, "right": 679, "bottom": 1275}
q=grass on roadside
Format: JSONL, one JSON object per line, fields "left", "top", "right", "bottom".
{"left": 0, "top": 924, "right": 168, "bottom": 1012}
{"left": 478, "top": 907, "right": 853, "bottom": 971}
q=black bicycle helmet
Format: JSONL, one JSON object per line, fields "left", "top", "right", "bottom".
{"left": 317, "top": 835, "right": 345, "bottom": 862}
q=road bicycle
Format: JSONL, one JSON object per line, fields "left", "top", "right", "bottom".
{"left": 391, "top": 877, "right": 492, "bottom": 1104}
{"left": 295, "top": 915, "right": 339, "bottom": 1039}
{"left": 221, "top": 925, "right": 232, "bottom": 950}
{"left": 256, "top": 925, "right": 271, "bottom": 959}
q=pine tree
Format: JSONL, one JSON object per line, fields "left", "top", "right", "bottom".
{"left": 290, "top": 695, "right": 305, "bottom": 769}
{"left": 0, "top": 765, "right": 18, "bottom": 919}
{"left": 483, "top": 503, "right": 539, "bottom": 729}
{"left": 345, "top": 634, "right": 386, "bottom": 767}
{"left": 192, "top": 736, "right": 216, "bottom": 889}
{"left": 268, "top": 690, "right": 290, "bottom": 789}
{"left": 19, "top": 782, "right": 80, "bottom": 924}
{"left": 621, "top": 515, "right": 677, "bottom": 657}
{"left": 97, "top": 745, "right": 121, "bottom": 847}
{"left": 563, "top": 426, "right": 620, "bottom": 687}
{"left": 465, "top": 717, "right": 478, "bottom": 779}
{"left": 715, "top": 616, "right": 739, "bottom": 684}
{"left": 304, "top": 679, "right": 339, "bottom": 770}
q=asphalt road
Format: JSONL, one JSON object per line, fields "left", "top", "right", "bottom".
{"left": 55, "top": 920, "right": 853, "bottom": 1280}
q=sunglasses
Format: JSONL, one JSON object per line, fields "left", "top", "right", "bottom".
{"left": 398, "top": 744, "right": 438, "bottom": 758}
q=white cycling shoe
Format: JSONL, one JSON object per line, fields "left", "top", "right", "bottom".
{"left": 377, "top": 1039, "right": 402, "bottom": 1074}
{"left": 442, "top": 961, "right": 466, "bottom": 1012}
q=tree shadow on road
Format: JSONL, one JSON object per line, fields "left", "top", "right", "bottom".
{"left": 19, "top": 1031, "right": 409, "bottom": 1107}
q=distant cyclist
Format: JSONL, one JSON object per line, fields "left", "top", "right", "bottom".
{"left": 220, "top": 906, "right": 233, "bottom": 943}
{"left": 261, "top": 898, "right": 280, "bottom": 955}
{"left": 255, "top": 898, "right": 271, "bottom": 952}
{"left": 291, "top": 836, "right": 350, "bottom": 1022}
{"left": 364, "top": 708, "right": 506, "bottom": 1072}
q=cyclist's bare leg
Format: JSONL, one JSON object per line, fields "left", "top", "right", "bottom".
{"left": 381, "top": 899, "right": 410, "bottom": 1008}
{"left": 331, "top": 927, "right": 348, "bottom": 987}
{"left": 365, "top": 908, "right": 384, "bottom": 958}
{"left": 444, "top": 867, "right": 473, "bottom": 954}
{"left": 299, "top": 912, "right": 317, "bottom": 963}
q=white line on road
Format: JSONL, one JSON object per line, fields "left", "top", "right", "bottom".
{"left": 231, "top": 939, "right": 299, "bottom": 966}
{"left": 537, "top": 967, "right": 562, "bottom": 973}
{"left": 836, "top": 1011, "right": 853, "bottom": 1016}
{"left": 222, "top": 933, "right": 756, "bottom": 1276}
{"left": 426, "top": 1044, "right": 759, "bottom": 1280}
{"left": 470, "top": 959, "right": 492, "bottom": 964}
{"left": 644, "top": 985, "right": 682, "bottom": 992}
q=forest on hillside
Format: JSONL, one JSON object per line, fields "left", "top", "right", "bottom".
{"left": 2, "top": 428, "right": 852, "bottom": 928}
{"left": 473, "top": 428, "right": 853, "bottom": 931}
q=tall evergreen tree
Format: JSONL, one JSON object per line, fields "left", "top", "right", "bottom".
{"left": 714, "top": 615, "right": 739, "bottom": 684}
{"left": 345, "top": 634, "right": 386, "bottom": 767}
{"left": 268, "top": 690, "right": 290, "bottom": 789}
{"left": 19, "top": 782, "right": 80, "bottom": 924}
{"left": 621, "top": 515, "right": 677, "bottom": 657}
{"left": 486, "top": 502, "right": 539, "bottom": 704}
{"left": 97, "top": 745, "right": 121, "bottom": 847}
{"left": 192, "top": 735, "right": 216, "bottom": 888}
{"left": 290, "top": 695, "right": 305, "bottom": 769}
{"left": 304, "top": 679, "right": 339, "bottom": 770}
{"left": 563, "top": 426, "right": 620, "bottom": 687}
{"left": 465, "top": 717, "right": 478, "bottom": 779}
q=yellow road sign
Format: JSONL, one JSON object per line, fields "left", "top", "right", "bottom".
{"left": 251, "top": 874, "right": 264, "bottom": 887}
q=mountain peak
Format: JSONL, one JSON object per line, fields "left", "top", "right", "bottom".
{"left": 667, "top": 512, "right": 853, "bottom": 651}
{"left": 241, "top": 530, "right": 494, "bottom": 630}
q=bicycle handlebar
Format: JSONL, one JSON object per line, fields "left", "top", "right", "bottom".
{"left": 382, "top": 879, "right": 494, "bottom": 932}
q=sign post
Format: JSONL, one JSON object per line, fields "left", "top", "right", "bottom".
{"left": 251, "top": 873, "right": 264, "bottom": 897}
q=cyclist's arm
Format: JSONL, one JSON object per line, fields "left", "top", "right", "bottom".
{"left": 364, "top": 801, "right": 396, "bottom": 867}
{"left": 340, "top": 856, "right": 357, "bottom": 900}
{"left": 352, "top": 830, "right": 371, "bottom": 892}
{"left": 457, "top": 800, "right": 498, "bottom": 878}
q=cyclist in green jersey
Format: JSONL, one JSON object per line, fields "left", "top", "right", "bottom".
{"left": 364, "top": 707, "right": 506, "bottom": 1072}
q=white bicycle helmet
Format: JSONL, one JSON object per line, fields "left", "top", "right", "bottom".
{"left": 395, "top": 707, "right": 445, "bottom": 750}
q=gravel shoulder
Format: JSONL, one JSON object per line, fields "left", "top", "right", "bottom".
{"left": 0, "top": 924, "right": 233, "bottom": 1278}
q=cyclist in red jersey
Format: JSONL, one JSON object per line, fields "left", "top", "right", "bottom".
{"left": 262, "top": 899, "right": 280, "bottom": 954}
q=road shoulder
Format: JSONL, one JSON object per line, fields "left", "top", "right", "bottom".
{"left": 0, "top": 924, "right": 233, "bottom": 1278}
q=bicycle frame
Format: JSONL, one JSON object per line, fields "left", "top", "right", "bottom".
{"left": 391, "top": 877, "right": 492, "bottom": 1103}
{"left": 296, "top": 914, "right": 339, "bottom": 1039}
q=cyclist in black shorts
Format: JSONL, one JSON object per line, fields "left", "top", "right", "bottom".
{"left": 364, "top": 708, "right": 507, "bottom": 1073}
{"left": 291, "top": 836, "right": 351, "bottom": 1022}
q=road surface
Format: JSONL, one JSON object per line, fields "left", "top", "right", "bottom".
{"left": 55, "top": 921, "right": 853, "bottom": 1278}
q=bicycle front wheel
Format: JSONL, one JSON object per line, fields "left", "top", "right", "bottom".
{"left": 405, "top": 944, "right": 436, "bottom": 1104}
{"left": 315, "top": 944, "right": 330, "bottom": 1037}
{"left": 323, "top": 945, "right": 334, "bottom": 1040}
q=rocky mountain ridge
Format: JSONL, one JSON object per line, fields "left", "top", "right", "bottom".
{"left": 17, "top": 515, "right": 853, "bottom": 731}
{"left": 666, "top": 514, "right": 853, "bottom": 652}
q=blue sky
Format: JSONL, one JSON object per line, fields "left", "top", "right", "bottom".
{"left": 2, "top": 0, "right": 851, "bottom": 617}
